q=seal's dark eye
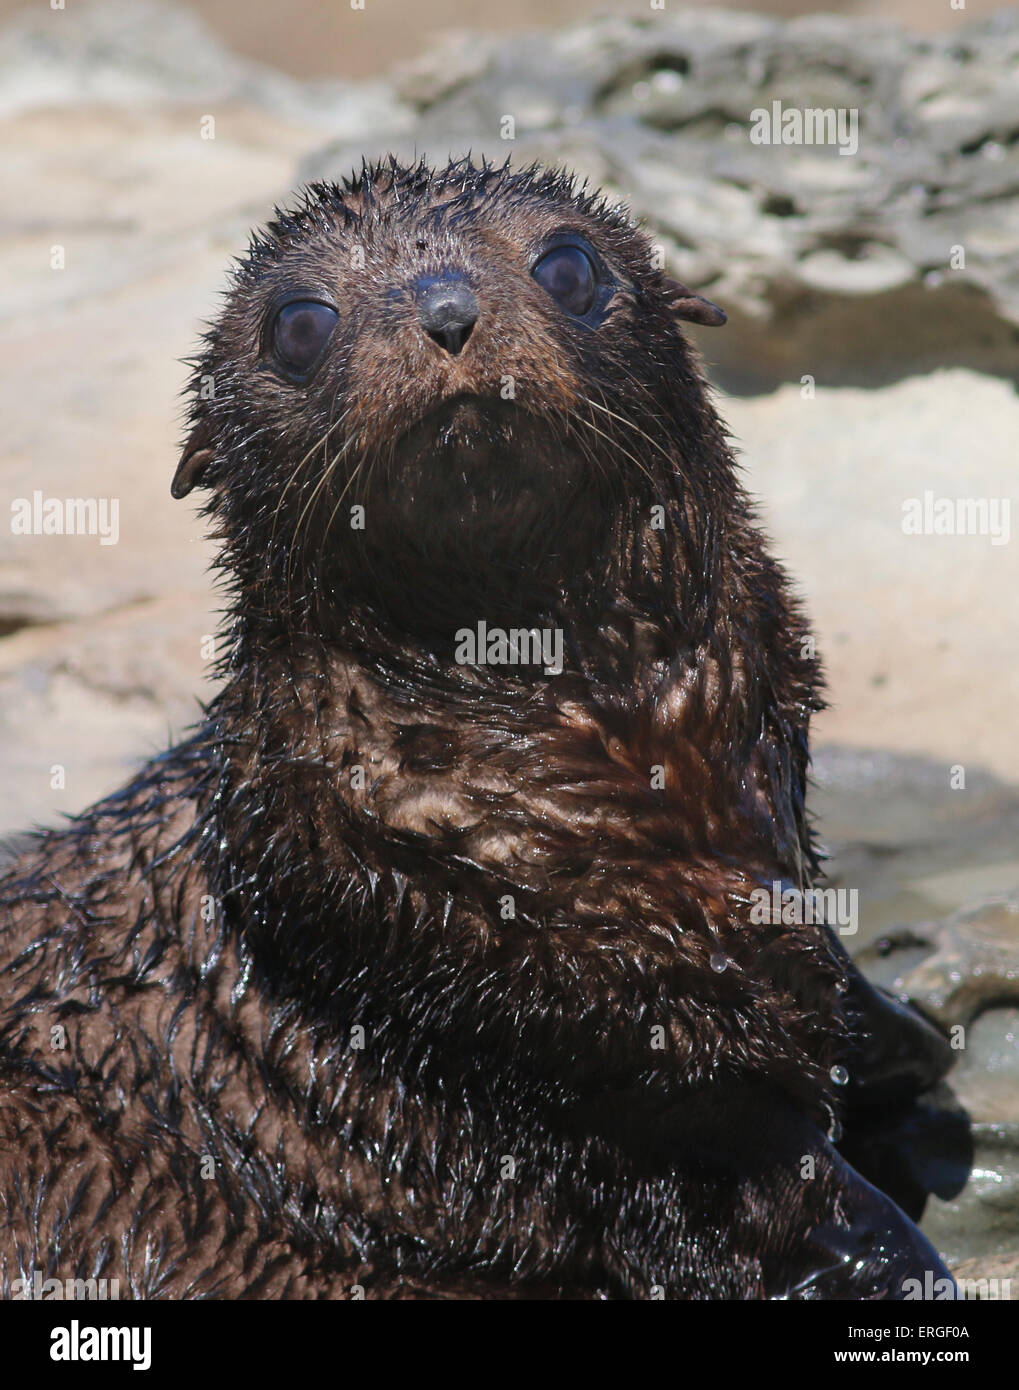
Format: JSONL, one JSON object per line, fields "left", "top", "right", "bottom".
{"left": 532, "top": 245, "right": 597, "bottom": 317}
{"left": 271, "top": 301, "right": 338, "bottom": 377}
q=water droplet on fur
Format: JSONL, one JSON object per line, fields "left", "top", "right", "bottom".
{"left": 709, "top": 953, "right": 729, "bottom": 973}
{"left": 830, "top": 1065, "right": 849, "bottom": 1086}
{"left": 827, "top": 1115, "right": 844, "bottom": 1143}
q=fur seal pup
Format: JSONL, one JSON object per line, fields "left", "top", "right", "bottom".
{"left": 0, "top": 157, "right": 954, "bottom": 1300}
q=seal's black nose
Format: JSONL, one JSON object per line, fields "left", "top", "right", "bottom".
{"left": 416, "top": 277, "right": 478, "bottom": 355}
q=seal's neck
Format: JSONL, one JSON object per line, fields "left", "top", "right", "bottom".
{"left": 220, "top": 551, "right": 817, "bottom": 886}
{"left": 215, "top": 440, "right": 821, "bottom": 884}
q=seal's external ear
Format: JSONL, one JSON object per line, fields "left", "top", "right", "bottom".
{"left": 663, "top": 277, "right": 727, "bottom": 328}
{"left": 171, "top": 418, "right": 215, "bottom": 499}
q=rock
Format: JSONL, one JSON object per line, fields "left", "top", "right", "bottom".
{"left": 727, "top": 371, "right": 1019, "bottom": 785}
{"left": 301, "top": 7, "right": 1019, "bottom": 389}
{"left": 952, "top": 1008, "right": 1019, "bottom": 1129}
{"left": 853, "top": 895, "right": 1019, "bottom": 1123}
{"left": 0, "top": 0, "right": 413, "bottom": 137}
{"left": 898, "top": 896, "right": 1019, "bottom": 1029}
{"left": 849, "top": 893, "right": 1019, "bottom": 1272}
{"left": 952, "top": 1251, "right": 1019, "bottom": 1298}
{"left": 812, "top": 749, "right": 1019, "bottom": 945}
{"left": 0, "top": 594, "right": 218, "bottom": 839}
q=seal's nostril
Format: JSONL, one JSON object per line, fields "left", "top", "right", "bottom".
{"left": 416, "top": 278, "right": 479, "bottom": 356}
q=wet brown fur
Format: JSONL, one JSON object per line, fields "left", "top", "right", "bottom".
{"left": 0, "top": 158, "right": 949, "bottom": 1299}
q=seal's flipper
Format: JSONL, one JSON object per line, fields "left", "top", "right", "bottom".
{"left": 846, "top": 974, "right": 954, "bottom": 1106}
{"left": 772, "top": 1139, "right": 956, "bottom": 1300}
{"left": 824, "top": 929, "right": 954, "bottom": 1103}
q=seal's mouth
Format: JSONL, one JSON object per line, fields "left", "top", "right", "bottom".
{"left": 394, "top": 394, "right": 539, "bottom": 473}
{"left": 368, "top": 391, "right": 600, "bottom": 578}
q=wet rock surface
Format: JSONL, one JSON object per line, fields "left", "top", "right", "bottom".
{"left": 0, "top": 0, "right": 1016, "bottom": 1286}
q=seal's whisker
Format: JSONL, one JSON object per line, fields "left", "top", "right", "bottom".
{"left": 272, "top": 400, "right": 352, "bottom": 568}
{"left": 286, "top": 420, "right": 359, "bottom": 601}
{"left": 318, "top": 447, "right": 372, "bottom": 567}
{"left": 572, "top": 397, "right": 658, "bottom": 490}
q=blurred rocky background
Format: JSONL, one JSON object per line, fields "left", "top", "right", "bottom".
{"left": 0, "top": 0, "right": 1017, "bottom": 1291}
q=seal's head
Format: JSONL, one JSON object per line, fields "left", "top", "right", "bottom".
{"left": 173, "top": 156, "right": 728, "bottom": 637}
